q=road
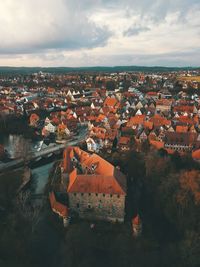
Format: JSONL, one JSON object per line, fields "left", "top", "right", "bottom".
{"left": 0, "top": 127, "right": 88, "bottom": 173}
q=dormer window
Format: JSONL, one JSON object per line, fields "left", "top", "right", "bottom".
{"left": 72, "top": 157, "right": 77, "bottom": 163}
{"left": 91, "top": 164, "right": 97, "bottom": 171}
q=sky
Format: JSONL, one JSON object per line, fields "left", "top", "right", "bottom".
{"left": 0, "top": 0, "right": 200, "bottom": 67}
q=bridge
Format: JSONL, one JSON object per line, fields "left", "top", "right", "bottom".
{"left": 0, "top": 127, "right": 88, "bottom": 173}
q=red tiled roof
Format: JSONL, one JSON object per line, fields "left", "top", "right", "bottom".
{"left": 150, "top": 114, "right": 171, "bottom": 127}
{"left": 132, "top": 214, "right": 141, "bottom": 225}
{"left": 67, "top": 174, "right": 125, "bottom": 195}
{"left": 96, "top": 114, "right": 106, "bottom": 122}
{"left": 192, "top": 149, "right": 200, "bottom": 160}
{"left": 118, "top": 136, "right": 131, "bottom": 145}
{"left": 104, "top": 97, "right": 118, "bottom": 108}
{"left": 64, "top": 147, "right": 126, "bottom": 195}
{"left": 176, "top": 116, "right": 194, "bottom": 125}
{"left": 149, "top": 140, "right": 164, "bottom": 150}
{"left": 30, "top": 113, "right": 39, "bottom": 121}
{"left": 174, "top": 105, "right": 194, "bottom": 113}
{"left": 176, "top": 125, "right": 188, "bottom": 133}
{"left": 146, "top": 91, "right": 157, "bottom": 96}
{"left": 156, "top": 99, "right": 172, "bottom": 106}
{"left": 127, "top": 115, "right": 146, "bottom": 127}
{"left": 49, "top": 191, "right": 69, "bottom": 217}
{"left": 144, "top": 121, "right": 153, "bottom": 130}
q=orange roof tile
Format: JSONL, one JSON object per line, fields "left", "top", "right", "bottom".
{"left": 174, "top": 105, "right": 194, "bottom": 113}
{"left": 67, "top": 174, "right": 126, "bottom": 195}
{"left": 192, "top": 149, "right": 200, "bottom": 160}
{"left": 132, "top": 214, "right": 141, "bottom": 225}
{"left": 49, "top": 191, "right": 69, "bottom": 217}
{"left": 149, "top": 140, "right": 164, "bottom": 150}
{"left": 156, "top": 99, "right": 172, "bottom": 106}
{"left": 65, "top": 147, "right": 126, "bottom": 195}
{"left": 30, "top": 113, "right": 39, "bottom": 120}
{"left": 144, "top": 121, "right": 153, "bottom": 130}
{"left": 104, "top": 97, "right": 118, "bottom": 108}
{"left": 150, "top": 114, "right": 171, "bottom": 127}
{"left": 118, "top": 136, "right": 131, "bottom": 145}
{"left": 176, "top": 116, "right": 194, "bottom": 125}
{"left": 96, "top": 114, "right": 106, "bottom": 122}
{"left": 176, "top": 125, "right": 188, "bottom": 133}
{"left": 127, "top": 115, "right": 146, "bottom": 127}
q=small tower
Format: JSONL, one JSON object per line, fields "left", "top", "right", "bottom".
{"left": 132, "top": 214, "right": 142, "bottom": 237}
{"left": 63, "top": 216, "right": 70, "bottom": 228}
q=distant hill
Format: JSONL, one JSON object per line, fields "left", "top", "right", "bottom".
{"left": 0, "top": 66, "right": 199, "bottom": 75}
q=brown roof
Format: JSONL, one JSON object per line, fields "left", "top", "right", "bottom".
{"left": 165, "top": 132, "right": 197, "bottom": 145}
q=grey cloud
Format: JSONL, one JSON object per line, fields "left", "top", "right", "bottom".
{"left": 0, "top": 0, "right": 112, "bottom": 55}
{"left": 123, "top": 26, "right": 150, "bottom": 36}
{"left": 92, "top": 48, "right": 200, "bottom": 67}
{"left": 0, "top": 0, "right": 199, "bottom": 66}
{"left": 100, "top": 0, "right": 200, "bottom": 22}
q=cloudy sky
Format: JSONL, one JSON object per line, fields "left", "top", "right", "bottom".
{"left": 0, "top": 0, "right": 200, "bottom": 67}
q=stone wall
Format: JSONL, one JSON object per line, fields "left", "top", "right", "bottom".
{"left": 69, "top": 192, "right": 125, "bottom": 222}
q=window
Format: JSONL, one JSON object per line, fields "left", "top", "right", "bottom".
{"left": 81, "top": 193, "right": 84, "bottom": 196}
{"left": 88, "top": 193, "right": 91, "bottom": 196}
{"left": 117, "top": 195, "right": 120, "bottom": 198}
{"left": 110, "top": 194, "right": 113, "bottom": 198}
{"left": 88, "top": 204, "right": 91, "bottom": 209}
{"left": 77, "top": 203, "right": 79, "bottom": 208}
{"left": 96, "top": 193, "right": 98, "bottom": 197}
{"left": 74, "top": 193, "right": 76, "bottom": 196}
{"left": 103, "top": 194, "right": 105, "bottom": 197}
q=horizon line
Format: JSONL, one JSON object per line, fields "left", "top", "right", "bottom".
{"left": 0, "top": 65, "right": 200, "bottom": 69}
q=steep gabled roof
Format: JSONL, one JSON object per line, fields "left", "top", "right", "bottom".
{"left": 65, "top": 147, "right": 126, "bottom": 195}
{"left": 104, "top": 97, "right": 118, "bottom": 108}
{"left": 67, "top": 174, "right": 126, "bottom": 195}
{"left": 49, "top": 191, "right": 69, "bottom": 217}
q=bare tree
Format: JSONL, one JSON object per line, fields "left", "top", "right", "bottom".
{"left": 16, "top": 190, "right": 43, "bottom": 233}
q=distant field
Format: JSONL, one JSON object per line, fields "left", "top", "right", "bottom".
{"left": 178, "top": 76, "right": 200, "bottom": 82}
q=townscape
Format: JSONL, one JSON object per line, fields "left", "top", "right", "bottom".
{"left": 1, "top": 68, "right": 200, "bottom": 267}
{"left": 1, "top": 69, "right": 200, "bottom": 159}
{"left": 1, "top": 0, "right": 200, "bottom": 265}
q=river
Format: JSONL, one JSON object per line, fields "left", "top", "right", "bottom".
{"left": 0, "top": 126, "right": 87, "bottom": 194}
{"left": 0, "top": 134, "right": 44, "bottom": 159}
{"left": 0, "top": 134, "right": 57, "bottom": 193}
{"left": 32, "top": 162, "right": 54, "bottom": 194}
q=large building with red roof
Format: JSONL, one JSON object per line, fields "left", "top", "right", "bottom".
{"left": 62, "top": 146, "right": 127, "bottom": 222}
